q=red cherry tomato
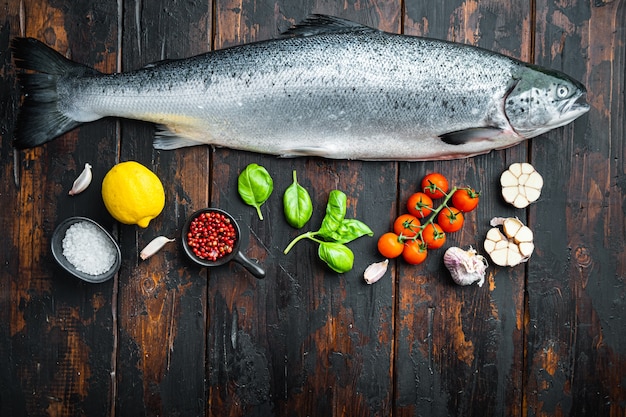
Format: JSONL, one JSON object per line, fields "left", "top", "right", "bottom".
{"left": 422, "top": 223, "right": 446, "bottom": 249}
{"left": 437, "top": 207, "right": 464, "bottom": 233}
{"left": 451, "top": 188, "right": 480, "bottom": 212}
{"left": 377, "top": 232, "right": 404, "bottom": 258}
{"left": 402, "top": 239, "right": 428, "bottom": 265}
{"left": 421, "top": 173, "right": 449, "bottom": 199}
{"left": 407, "top": 192, "right": 433, "bottom": 218}
{"left": 393, "top": 214, "right": 421, "bottom": 237}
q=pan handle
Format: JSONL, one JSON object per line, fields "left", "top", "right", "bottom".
{"left": 232, "top": 250, "right": 266, "bottom": 279}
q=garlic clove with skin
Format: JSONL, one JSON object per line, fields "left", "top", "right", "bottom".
{"left": 69, "top": 163, "right": 93, "bottom": 196}
{"left": 443, "top": 246, "right": 488, "bottom": 287}
{"left": 140, "top": 236, "right": 175, "bottom": 260}
{"left": 364, "top": 259, "right": 389, "bottom": 284}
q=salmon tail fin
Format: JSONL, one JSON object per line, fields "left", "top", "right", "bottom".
{"left": 11, "top": 37, "right": 99, "bottom": 149}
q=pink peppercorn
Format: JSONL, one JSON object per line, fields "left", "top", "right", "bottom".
{"left": 186, "top": 211, "right": 237, "bottom": 261}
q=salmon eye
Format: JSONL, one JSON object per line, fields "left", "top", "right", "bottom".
{"left": 556, "top": 85, "right": 570, "bottom": 98}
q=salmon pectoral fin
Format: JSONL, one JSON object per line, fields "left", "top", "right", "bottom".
{"left": 153, "top": 124, "right": 211, "bottom": 150}
{"left": 439, "top": 127, "right": 506, "bottom": 145}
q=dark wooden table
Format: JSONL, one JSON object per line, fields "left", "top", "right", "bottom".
{"left": 1, "top": 1, "right": 624, "bottom": 416}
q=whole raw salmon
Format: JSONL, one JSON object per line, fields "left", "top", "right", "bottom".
{"left": 11, "top": 15, "right": 588, "bottom": 160}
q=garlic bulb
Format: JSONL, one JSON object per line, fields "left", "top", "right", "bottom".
{"left": 140, "top": 236, "right": 175, "bottom": 260}
{"left": 484, "top": 217, "right": 534, "bottom": 267}
{"left": 68, "top": 163, "right": 92, "bottom": 196}
{"left": 364, "top": 259, "right": 389, "bottom": 284}
{"left": 500, "top": 162, "right": 543, "bottom": 208}
{"left": 443, "top": 246, "right": 488, "bottom": 287}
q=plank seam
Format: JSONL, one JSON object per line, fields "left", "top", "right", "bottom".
{"left": 522, "top": 3, "right": 536, "bottom": 417}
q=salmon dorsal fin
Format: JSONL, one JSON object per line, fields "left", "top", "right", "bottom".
{"left": 281, "top": 14, "right": 375, "bottom": 37}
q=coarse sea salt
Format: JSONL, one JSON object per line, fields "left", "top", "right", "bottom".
{"left": 62, "top": 221, "right": 116, "bottom": 276}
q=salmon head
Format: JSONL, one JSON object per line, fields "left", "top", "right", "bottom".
{"left": 505, "top": 65, "right": 589, "bottom": 139}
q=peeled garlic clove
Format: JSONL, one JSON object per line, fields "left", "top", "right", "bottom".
{"left": 525, "top": 178, "right": 542, "bottom": 202}
{"left": 484, "top": 227, "right": 514, "bottom": 267}
{"left": 500, "top": 162, "right": 543, "bottom": 208}
{"left": 510, "top": 162, "right": 523, "bottom": 176}
{"left": 506, "top": 244, "right": 523, "bottom": 267}
{"left": 514, "top": 225, "right": 534, "bottom": 245}
{"left": 489, "top": 246, "right": 510, "bottom": 267}
{"left": 483, "top": 239, "right": 496, "bottom": 254}
{"left": 501, "top": 187, "right": 519, "bottom": 206}
{"left": 500, "top": 170, "right": 518, "bottom": 187}
{"left": 528, "top": 171, "right": 543, "bottom": 187}
{"left": 519, "top": 242, "right": 535, "bottom": 258}
{"left": 443, "top": 246, "right": 488, "bottom": 287}
{"left": 68, "top": 163, "right": 92, "bottom": 196}
{"left": 502, "top": 217, "right": 523, "bottom": 238}
{"left": 364, "top": 259, "right": 389, "bottom": 284}
{"left": 140, "top": 236, "right": 175, "bottom": 260}
{"left": 484, "top": 227, "right": 505, "bottom": 250}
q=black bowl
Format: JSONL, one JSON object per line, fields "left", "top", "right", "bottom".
{"left": 182, "top": 208, "right": 265, "bottom": 279}
{"left": 51, "top": 217, "right": 121, "bottom": 283}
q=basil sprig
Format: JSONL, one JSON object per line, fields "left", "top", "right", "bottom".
{"left": 283, "top": 170, "right": 313, "bottom": 229}
{"left": 283, "top": 190, "right": 373, "bottom": 273}
{"left": 238, "top": 163, "right": 273, "bottom": 220}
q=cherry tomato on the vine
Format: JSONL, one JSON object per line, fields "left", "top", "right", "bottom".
{"left": 421, "top": 173, "right": 449, "bottom": 199}
{"left": 377, "top": 232, "right": 404, "bottom": 258}
{"left": 422, "top": 223, "right": 446, "bottom": 249}
{"left": 407, "top": 192, "right": 433, "bottom": 218}
{"left": 451, "top": 188, "right": 480, "bottom": 212}
{"left": 402, "top": 239, "right": 428, "bottom": 265}
{"left": 393, "top": 214, "right": 421, "bottom": 237}
{"left": 437, "top": 207, "right": 464, "bottom": 233}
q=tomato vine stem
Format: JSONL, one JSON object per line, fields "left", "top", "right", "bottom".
{"left": 401, "top": 186, "right": 459, "bottom": 245}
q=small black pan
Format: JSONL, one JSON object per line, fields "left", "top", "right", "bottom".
{"left": 181, "top": 208, "right": 265, "bottom": 279}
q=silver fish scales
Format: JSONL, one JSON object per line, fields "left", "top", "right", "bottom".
{"left": 11, "top": 15, "right": 589, "bottom": 161}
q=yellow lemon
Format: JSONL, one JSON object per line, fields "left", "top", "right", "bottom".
{"left": 102, "top": 161, "right": 165, "bottom": 228}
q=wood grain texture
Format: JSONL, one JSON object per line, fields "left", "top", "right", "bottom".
{"left": 115, "top": 1, "right": 211, "bottom": 416}
{"left": 396, "top": 2, "right": 529, "bottom": 416}
{"left": 206, "top": 4, "right": 400, "bottom": 415}
{"left": 1, "top": 1, "right": 119, "bottom": 416}
{"left": 207, "top": 152, "right": 398, "bottom": 416}
{"left": 0, "top": 0, "right": 624, "bottom": 416}
{"left": 527, "top": 1, "right": 626, "bottom": 416}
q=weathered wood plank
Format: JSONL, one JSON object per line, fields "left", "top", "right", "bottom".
{"left": 114, "top": 1, "right": 212, "bottom": 416}
{"left": 0, "top": 5, "right": 25, "bottom": 413}
{"left": 0, "top": 1, "right": 119, "bottom": 416}
{"left": 1, "top": 0, "right": 624, "bottom": 415}
{"left": 208, "top": 3, "right": 400, "bottom": 415}
{"left": 207, "top": 152, "right": 398, "bottom": 416}
{"left": 527, "top": 1, "right": 626, "bottom": 415}
{"left": 395, "top": 2, "right": 530, "bottom": 416}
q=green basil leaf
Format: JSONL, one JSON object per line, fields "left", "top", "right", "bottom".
{"left": 317, "top": 190, "right": 347, "bottom": 237}
{"left": 326, "top": 219, "right": 373, "bottom": 244}
{"left": 283, "top": 170, "right": 313, "bottom": 229}
{"left": 318, "top": 242, "right": 354, "bottom": 273}
{"left": 238, "top": 163, "right": 273, "bottom": 220}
